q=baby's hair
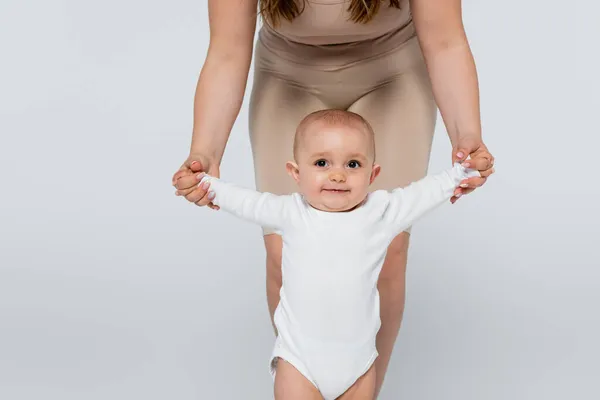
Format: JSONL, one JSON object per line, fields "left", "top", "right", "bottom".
{"left": 293, "top": 109, "right": 376, "bottom": 160}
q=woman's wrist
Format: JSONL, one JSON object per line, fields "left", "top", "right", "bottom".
{"left": 190, "top": 135, "right": 225, "bottom": 165}
{"left": 449, "top": 130, "right": 482, "bottom": 149}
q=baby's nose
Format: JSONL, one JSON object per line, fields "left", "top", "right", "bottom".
{"left": 329, "top": 171, "right": 346, "bottom": 182}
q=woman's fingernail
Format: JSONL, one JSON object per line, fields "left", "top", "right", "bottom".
{"left": 202, "top": 181, "right": 209, "bottom": 189}
{"left": 175, "top": 190, "right": 180, "bottom": 196}
{"left": 460, "top": 183, "right": 468, "bottom": 188}
{"left": 456, "top": 192, "right": 462, "bottom": 198}
{"left": 197, "top": 173, "right": 204, "bottom": 180}
{"left": 463, "top": 162, "right": 470, "bottom": 168}
{"left": 457, "top": 151, "right": 464, "bottom": 158}
{"left": 208, "top": 191, "right": 215, "bottom": 200}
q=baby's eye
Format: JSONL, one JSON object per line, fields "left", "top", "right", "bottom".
{"left": 315, "top": 159, "right": 328, "bottom": 167}
{"left": 347, "top": 160, "right": 361, "bottom": 169}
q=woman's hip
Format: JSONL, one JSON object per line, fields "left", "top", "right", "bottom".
{"left": 253, "top": 32, "right": 429, "bottom": 109}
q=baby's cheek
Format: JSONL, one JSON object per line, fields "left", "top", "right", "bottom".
{"left": 299, "top": 178, "right": 320, "bottom": 198}
{"left": 353, "top": 180, "right": 371, "bottom": 201}
{"left": 307, "top": 173, "right": 325, "bottom": 190}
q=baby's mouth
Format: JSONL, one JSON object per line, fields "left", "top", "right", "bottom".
{"left": 322, "top": 188, "right": 351, "bottom": 194}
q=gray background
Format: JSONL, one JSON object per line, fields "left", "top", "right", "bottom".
{"left": 1, "top": 0, "right": 598, "bottom": 399}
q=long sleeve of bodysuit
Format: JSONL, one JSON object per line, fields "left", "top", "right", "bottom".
{"left": 199, "top": 175, "right": 295, "bottom": 233}
{"left": 384, "top": 162, "right": 481, "bottom": 234}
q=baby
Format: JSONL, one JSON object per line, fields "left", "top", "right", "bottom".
{"left": 198, "top": 110, "right": 480, "bottom": 400}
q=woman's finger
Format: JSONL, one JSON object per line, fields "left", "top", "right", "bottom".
{"left": 177, "top": 184, "right": 203, "bottom": 200}
{"left": 176, "top": 183, "right": 218, "bottom": 209}
{"left": 172, "top": 158, "right": 206, "bottom": 186}
{"left": 174, "top": 172, "right": 203, "bottom": 191}
{"left": 194, "top": 190, "right": 213, "bottom": 207}
{"left": 463, "top": 154, "right": 494, "bottom": 171}
{"left": 479, "top": 167, "right": 495, "bottom": 178}
{"left": 450, "top": 186, "right": 463, "bottom": 203}
{"left": 451, "top": 175, "right": 489, "bottom": 203}
{"left": 458, "top": 176, "right": 488, "bottom": 190}
{"left": 182, "top": 181, "right": 210, "bottom": 204}
{"left": 189, "top": 160, "right": 206, "bottom": 173}
{"left": 175, "top": 184, "right": 198, "bottom": 197}
{"left": 200, "top": 187, "right": 218, "bottom": 209}
{"left": 459, "top": 186, "right": 476, "bottom": 197}
{"left": 172, "top": 167, "right": 190, "bottom": 185}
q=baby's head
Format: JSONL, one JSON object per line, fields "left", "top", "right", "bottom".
{"left": 286, "top": 109, "right": 381, "bottom": 212}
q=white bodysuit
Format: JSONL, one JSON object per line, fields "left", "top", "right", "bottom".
{"left": 200, "top": 162, "right": 479, "bottom": 399}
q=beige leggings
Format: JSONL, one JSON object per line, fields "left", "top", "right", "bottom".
{"left": 249, "top": 27, "right": 437, "bottom": 235}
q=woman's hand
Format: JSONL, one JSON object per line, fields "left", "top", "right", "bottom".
{"left": 450, "top": 137, "right": 495, "bottom": 204}
{"left": 172, "top": 153, "right": 221, "bottom": 210}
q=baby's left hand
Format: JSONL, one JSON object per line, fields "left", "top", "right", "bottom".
{"left": 451, "top": 138, "right": 495, "bottom": 204}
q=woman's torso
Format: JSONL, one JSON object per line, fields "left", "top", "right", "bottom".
{"left": 258, "top": 0, "right": 415, "bottom": 64}
{"left": 262, "top": 0, "right": 411, "bottom": 45}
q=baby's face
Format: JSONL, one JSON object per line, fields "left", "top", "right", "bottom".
{"left": 287, "top": 122, "right": 380, "bottom": 212}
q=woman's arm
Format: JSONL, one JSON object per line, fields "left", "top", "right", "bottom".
{"left": 410, "top": 0, "right": 494, "bottom": 203}
{"left": 191, "top": 0, "right": 259, "bottom": 163}
{"left": 410, "top": 0, "right": 481, "bottom": 148}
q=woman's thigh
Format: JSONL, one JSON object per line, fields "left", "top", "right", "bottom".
{"left": 348, "top": 59, "right": 437, "bottom": 196}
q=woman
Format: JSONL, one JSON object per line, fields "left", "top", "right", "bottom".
{"left": 172, "top": 0, "right": 495, "bottom": 397}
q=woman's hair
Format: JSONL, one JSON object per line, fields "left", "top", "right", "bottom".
{"left": 258, "top": 0, "right": 402, "bottom": 26}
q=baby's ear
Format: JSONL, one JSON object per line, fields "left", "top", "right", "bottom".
{"left": 286, "top": 161, "right": 300, "bottom": 183}
{"left": 369, "top": 164, "right": 381, "bottom": 185}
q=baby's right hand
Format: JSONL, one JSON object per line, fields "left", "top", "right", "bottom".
{"left": 172, "top": 153, "right": 220, "bottom": 210}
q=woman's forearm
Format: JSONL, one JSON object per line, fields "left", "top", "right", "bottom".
{"left": 190, "top": 49, "right": 253, "bottom": 163}
{"left": 420, "top": 40, "right": 482, "bottom": 148}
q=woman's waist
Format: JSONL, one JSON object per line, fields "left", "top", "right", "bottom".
{"left": 257, "top": 19, "right": 417, "bottom": 67}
